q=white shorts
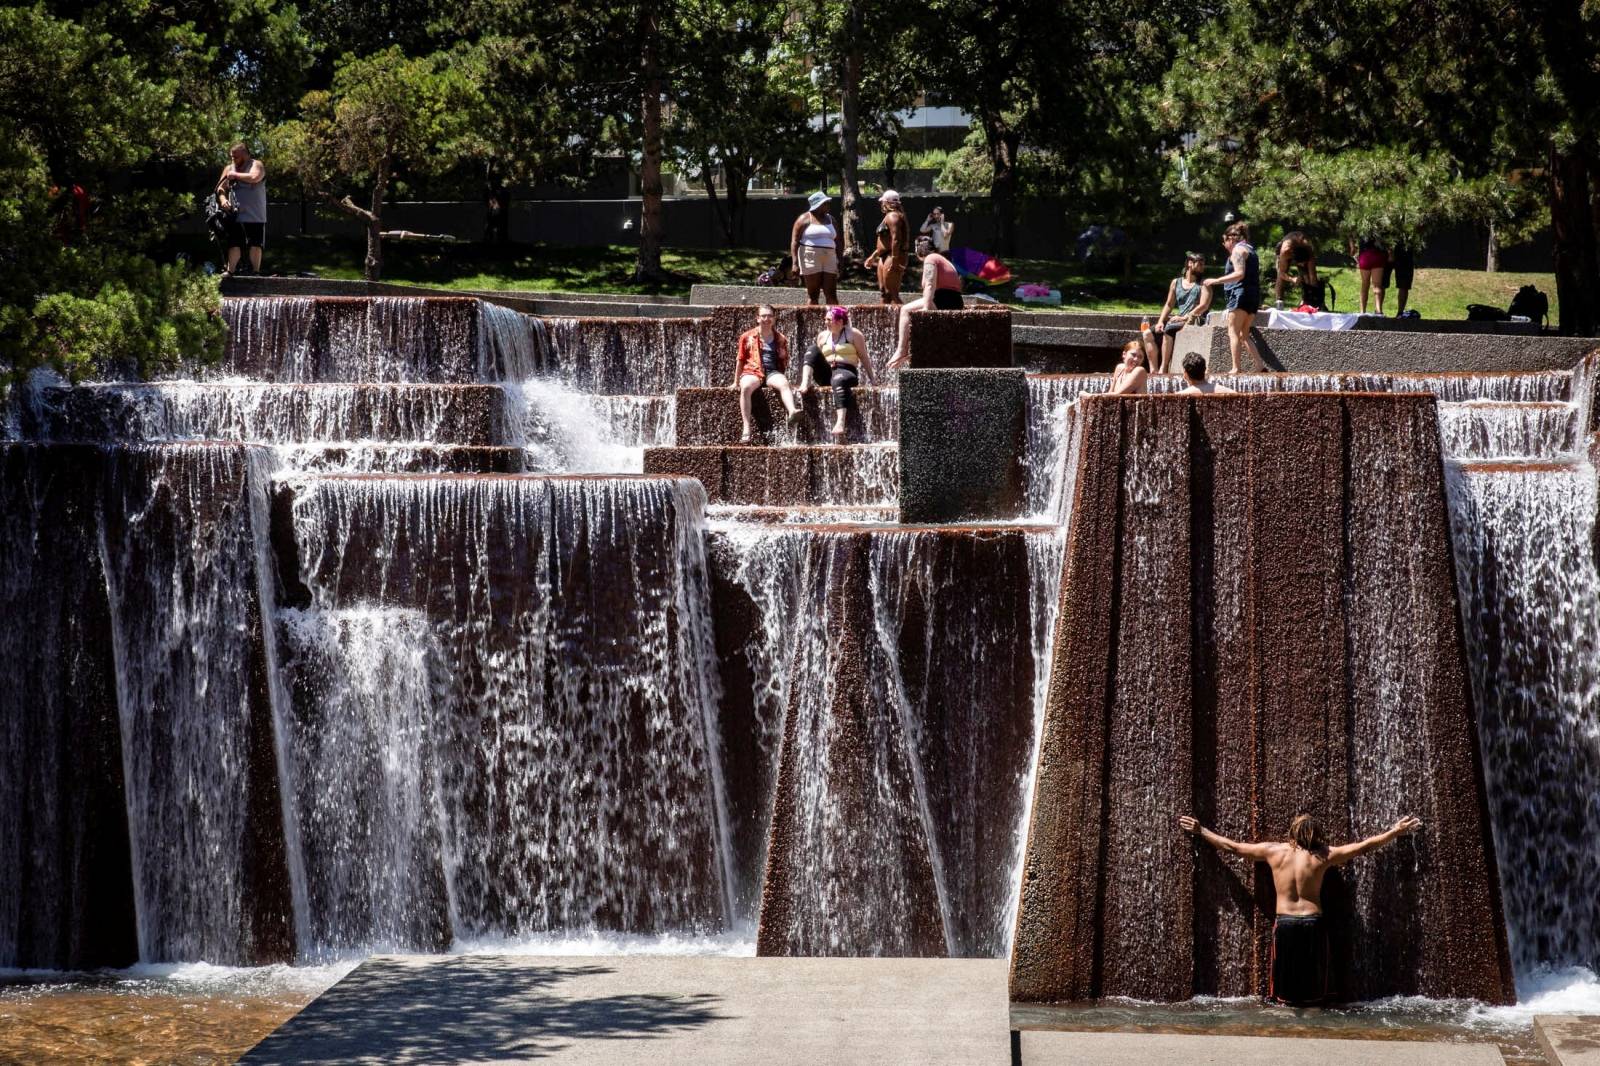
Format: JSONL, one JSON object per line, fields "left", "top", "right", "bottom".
{"left": 798, "top": 244, "right": 838, "bottom": 276}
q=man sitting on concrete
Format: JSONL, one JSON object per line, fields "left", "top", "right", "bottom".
{"left": 887, "top": 236, "right": 964, "bottom": 370}
{"left": 1178, "top": 812, "right": 1421, "bottom": 1005}
{"left": 1178, "top": 352, "right": 1234, "bottom": 395}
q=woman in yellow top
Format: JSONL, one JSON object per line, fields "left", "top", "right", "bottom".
{"left": 797, "top": 306, "right": 876, "bottom": 442}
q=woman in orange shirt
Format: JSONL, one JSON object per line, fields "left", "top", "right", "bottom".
{"left": 731, "top": 304, "right": 803, "bottom": 443}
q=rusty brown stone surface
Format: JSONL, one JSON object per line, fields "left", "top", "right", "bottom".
{"left": 223, "top": 296, "right": 483, "bottom": 382}
{"left": 1012, "top": 341, "right": 1125, "bottom": 374}
{"left": 904, "top": 307, "right": 1012, "bottom": 369}
{"left": 542, "top": 316, "right": 710, "bottom": 393}
{"left": 1009, "top": 393, "right": 1514, "bottom": 1005}
{"left": 643, "top": 445, "right": 898, "bottom": 506}
{"left": 707, "top": 306, "right": 900, "bottom": 386}
{"left": 673, "top": 387, "right": 897, "bottom": 446}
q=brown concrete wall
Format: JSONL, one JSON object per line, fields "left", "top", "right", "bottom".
{"left": 643, "top": 445, "right": 898, "bottom": 506}
{"left": 1009, "top": 393, "right": 1514, "bottom": 1005}
{"left": 222, "top": 297, "right": 483, "bottom": 382}
{"left": 674, "top": 387, "right": 897, "bottom": 446}
{"left": 905, "top": 308, "right": 1012, "bottom": 369}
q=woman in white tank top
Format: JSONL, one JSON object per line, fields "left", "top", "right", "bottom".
{"left": 789, "top": 191, "right": 839, "bottom": 305}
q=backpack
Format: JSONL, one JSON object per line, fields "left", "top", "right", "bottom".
{"left": 203, "top": 190, "right": 235, "bottom": 243}
{"left": 1508, "top": 284, "right": 1549, "bottom": 327}
{"left": 1467, "top": 303, "right": 1510, "bottom": 322}
{"left": 1301, "top": 279, "right": 1335, "bottom": 312}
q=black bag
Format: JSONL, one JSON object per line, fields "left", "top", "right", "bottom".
{"left": 1508, "top": 284, "right": 1549, "bottom": 327}
{"left": 203, "top": 190, "right": 236, "bottom": 243}
{"left": 1301, "top": 279, "right": 1335, "bottom": 311}
{"left": 1467, "top": 303, "right": 1510, "bottom": 322}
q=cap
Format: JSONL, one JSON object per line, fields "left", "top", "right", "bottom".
{"left": 807, "top": 191, "right": 830, "bottom": 211}
{"left": 879, "top": 188, "right": 901, "bottom": 204}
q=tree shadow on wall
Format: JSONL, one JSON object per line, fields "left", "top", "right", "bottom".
{"left": 240, "top": 957, "right": 727, "bottom": 1064}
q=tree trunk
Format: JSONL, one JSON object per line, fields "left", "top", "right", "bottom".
{"left": 883, "top": 132, "right": 898, "bottom": 191}
{"left": 1549, "top": 146, "right": 1600, "bottom": 335}
{"left": 725, "top": 161, "right": 749, "bottom": 246}
{"left": 983, "top": 116, "right": 1022, "bottom": 256}
{"left": 1485, "top": 221, "right": 1500, "bottom": 273}
{"left": 838, "top": 4, "right": 865, "bottom": 260}
{"left": 633, "top": 2, "right": 667, "bottom": 284}
{"left": 704, "top": 152, "right": 734, "bottom": 246}
{"left": 364, "top": 159, "right": 389, "bottom": 281}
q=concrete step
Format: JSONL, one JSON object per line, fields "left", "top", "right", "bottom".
{"left": 673, "top": 386, "right": 897, "bottom": 446}
{"left": 1020, "top": 1031, "right": 1504, "bottom": 1064}
{"left": 1536, "top": 1016, "right": 1600, "bottom": 1065}
{"left": 271, "top": 443, "right": 525, "bottom": 474}
{"left": 643, "top": 443, "right": 898, "bottom": 506}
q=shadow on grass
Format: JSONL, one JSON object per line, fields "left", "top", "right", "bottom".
{"left": 239, "top": 958, "right": 727, "bottom": 1064}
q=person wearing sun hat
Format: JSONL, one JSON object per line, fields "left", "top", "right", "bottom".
{"left": 862, "top": 188, "right": 910, "bottom": 304}
{"left": 789, "top": 191, "right": 840, "bottom": 305}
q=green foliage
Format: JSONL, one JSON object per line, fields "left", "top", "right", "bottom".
{"left": 936, "top": 130, "right": 994, "bottom": 194}
{"left": 0, "top": 4, "right": 228, "bottom": 380}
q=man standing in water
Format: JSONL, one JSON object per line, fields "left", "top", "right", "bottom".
{"left": 1177, "top": 812, "right": 1422, "bottom": 1006}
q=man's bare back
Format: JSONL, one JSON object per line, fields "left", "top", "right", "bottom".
{"left": 1178, "top": 814, "right": 1422, "bottom": 915}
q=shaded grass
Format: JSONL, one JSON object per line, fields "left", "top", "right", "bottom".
{"left": 189, "top": 233, "right": 1558, "bottom": 324}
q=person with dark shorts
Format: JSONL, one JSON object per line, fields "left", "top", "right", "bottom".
{"left": 1274, "top": 231, "right": 1318, "bottom": 308}
{"left": 1151, "top": 252, "right": 1213, "bottom": 374}
{"left": 217, "top": 141, "right": 267, "bottom": 275}
{"left": 798, "top": 306, "right": 876, "bottom": 443}
{"left": 731, "top": 303, "right": 802, "bottom": 443}
{"left": 1204, "top": 221, "right": 1265, "bottom": 373}
{"left": 1178, "top": 812, "right": 1422, "bottom": 1006}
{"left": 888, "top": 235, "right": 964, "bottom": 368}
{"left": 1384, "top": 242, "right": 1416, "bottom": 315}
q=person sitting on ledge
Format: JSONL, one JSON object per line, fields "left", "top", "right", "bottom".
{"left": 887, "top": 235, "right": 964, "bottom": 370}
{"left": 1109, "top": 340, "right": 1149, "bottom": 395}
{"left": 798, "top": 306, "right": 876, "bottom": 443}
{"left": 730, "top": 303, "right": 802, "bottom": 443}
{"left": 1178, "top": 812, "right": 1422, "bottom": 1007}
{"left": 1179, "top": 352, "right": 1233, "bottom": 394}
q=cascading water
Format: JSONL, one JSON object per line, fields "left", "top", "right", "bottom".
{"left": 273, "top": 473, "right": 734, "bottom": 954}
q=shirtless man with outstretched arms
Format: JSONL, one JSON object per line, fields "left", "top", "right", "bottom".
{"left": 1178, "top": 812, "right": 1421, "bottom": 1005}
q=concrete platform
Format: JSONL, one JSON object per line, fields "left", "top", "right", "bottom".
{"left": 1536, "top": 1016, "right": 1600, "bottom": 1065}
{"left": 240, "top": 955, "right": 1508, "bottom": 1065}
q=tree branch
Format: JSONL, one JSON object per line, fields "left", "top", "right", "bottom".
{"left": 332, "top": 194, "right": 376, "bottom": 223}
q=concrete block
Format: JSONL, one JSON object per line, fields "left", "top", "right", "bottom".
{"left": 1207, "top": 325, "right": 1595, "bottom": 373}
{"left": 898, "top": 368, "right": 1026, "bottom": 523}
{"left": 906, "top": 307, "right": 1012, "bottom": 369}
{"left": 222, "top": 296, "right": 484, "bottom": 382}
{"left": 673, "top": 386, "right": 897, "bottom": 446}
{"left": 1012, "top": 324, "right": 1137, "bottom": 373}
{"left": 1010, "top": 394, "right": 1514, "bottom": 1005}
{"left": 1536, "top": 1015, "right": 1600, "bottom": 1065}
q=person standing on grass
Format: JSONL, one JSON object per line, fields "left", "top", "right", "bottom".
{"left": 730, "top": 304, "right": 802, "bottom": 444}
{"left": 1384, "top": 242, "right": 1416, "bottom": 315}
{"left": 863, "top": 189, "right": 911, "bottom": 304}
{"left": 1274, "top": 231, "right": 1319, "bottom": 309}
{"left": 887, "top": 236, "right": 964, "bottom": 369}
{"left": 1205, "top": 222, "right": 1265, "bottom": 373}
{"left": 217, "top": 141, "right": 267, "bottom": 276}
{"left": 1150, "top": 252, "right": 1213, "bottom": 374}
{"left": 790, "top": 192, "right": 839, "bottom": 306}
{"left": 1354, "top": 236, "right": 1389, "bottom": 315}
{"left": 1178, "top": 813, "right": 1421, "bottom": 1006}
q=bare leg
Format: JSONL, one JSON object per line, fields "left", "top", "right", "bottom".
{"left": 1160, "top": 332, "right": 1176, "bottom": 375}
{"left": 821, "top": 272, "right": 838, "bottom": 304}
{"left": 769, "top": 371, "right": 801, "bottom": 419}
{"left": 1397, "top": 287, "right": 1410, "bottom": 314}
{"left": 1227, "top": 312, "right": 1244, "bottom": 374}
{"left": 249, "top": 246, "right": 263, "bottom": 272}
{"left": 1140, "top": 330, "right": 1160, "bottom": 370}
{"left": 1275, "top": 251, "right": 1292, "bottom": 304}
{"left": 1359, "top": 268, "right": 1373, "bottom": 313}
{"left": 1374, "top": 280, "right": 1387, "bottom": 316}
{"left": 1239, "top": 311, "right": 1264, "bottom": 371}
{"left": 892, "top": 296, "right": 927, "bottom": 367}
{"left": 804, "top": 273, "right": 822, "bottom": 305}
{"left": 226, "top": 246, "right": 241, "bottom": 274}
{"left": 738, "top": 374, "right": 763, "bottom": 440}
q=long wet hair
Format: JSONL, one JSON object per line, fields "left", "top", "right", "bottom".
{"left": 1289, "top": 814, "right": 1327, "bottom": 852}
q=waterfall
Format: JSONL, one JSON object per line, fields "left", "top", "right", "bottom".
{"left": 544, "top": 317, "right": 711, "bottom": 394}
{"left": 1445, "top": 459, "right": 1600, "bottom": 980}
{"left": 274, "top": 473, "right": 733, "bottom": 951}
{"left": 502, "top": 379, "right": 674, "bottom": 474}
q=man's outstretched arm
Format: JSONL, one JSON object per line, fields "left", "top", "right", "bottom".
{"left": 1328, "top": 816, "right": 1421, "bottom": 866}
{"left": 1178, "top": 815, "right": 1274, "bottom": 860}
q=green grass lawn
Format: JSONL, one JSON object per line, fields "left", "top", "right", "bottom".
{"left": 193, "top": 233, "right": 1558, "bottom": 325}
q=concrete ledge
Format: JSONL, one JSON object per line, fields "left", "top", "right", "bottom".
{"left": 673, "top": 386, "right": 897, "bottom": 446}
{"left": 1013, "top": 325, "right": 1136, "bottom": 373}
{"left": 907, "top": 307, "right": 1012, "bottom": 369}
{"left": 706, "top": 306, "right": 899, "bottom": 386}
{"left": 277, "top": 444, "right": 525, "bottom": 474}
{"left": 1208, "top": 326, "right": 1596, "bottom": 373}
{"left": 1020, "top": 1031, "right": 1504, "bottom": 1064}
{"left": 898, "top": 369, "right": 1026, "bottom": 522}
{"left": 643, "top": 444, "right": 899, "bottom": 505}
{"left": 1536, "top": 1015, "right": 1600, "bottom": 1065}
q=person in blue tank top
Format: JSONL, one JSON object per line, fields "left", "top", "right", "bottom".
{"left": 1205, "top": 221, "right": 1266, "bottom": 374}
{"left": 1150, "top": 252, "right": 1214, "bottom": 374}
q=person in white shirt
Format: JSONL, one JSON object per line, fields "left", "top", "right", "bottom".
{"left": 789, "top": 191, "right": 839, "bottom": 305}
{"left": 918, "top": 205, "right": 954, "bottom": 252}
